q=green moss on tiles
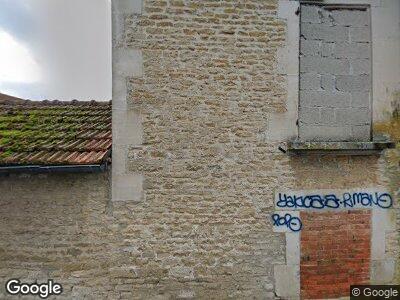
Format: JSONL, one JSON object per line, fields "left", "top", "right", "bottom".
{"left": 0, "top": 113, "right": 79, "bottom": 159}
{"left": 0, "top": 103, "right": 110, "bottom": 161}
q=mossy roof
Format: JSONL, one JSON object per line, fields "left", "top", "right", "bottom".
{"left": 0, "top": 95, "right": 111, "bottom": 166}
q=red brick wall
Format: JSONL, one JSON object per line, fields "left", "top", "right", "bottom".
{"left": 300, "top": 211, "right": 371, "bottom": 299}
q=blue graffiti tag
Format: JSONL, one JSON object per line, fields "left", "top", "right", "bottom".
{"left": 277, "top": 191, "right": 393, "bottom": 210}
{"left": 342, "top": 192, "right": 392, "bottom": 209}
{"left": 272, "top": 213, "right": 303, "bottom": 232}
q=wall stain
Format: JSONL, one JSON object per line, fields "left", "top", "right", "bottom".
{"left": 374, "top": 94, "right": 400, "bottom": 283}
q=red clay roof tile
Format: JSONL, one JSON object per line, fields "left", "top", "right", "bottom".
{"left": 0, "top": 96, "right": 112, "bottom": 166}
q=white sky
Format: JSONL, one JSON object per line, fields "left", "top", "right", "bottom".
{"left": 0, "top": 0, "right": 111, "bottom": 101}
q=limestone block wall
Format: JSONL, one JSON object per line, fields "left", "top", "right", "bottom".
{"left": 112, "top": 0, "right": 291, "bottom": 298}
{"left": 111, "top": 0, "right": 399, "bottom": 298}
{"left": 0, "top": 1, "right": 398, "bottom": 299}
{"left": 299, "top": 4, "right": 372, "bottom": 142}
{"left": 0, "top": 172, "right": 118, "bottom": 299}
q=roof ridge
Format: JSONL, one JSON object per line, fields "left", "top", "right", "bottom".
{"left": 0, "top": 99, "right": 111, "bottom": 106}
{"left": 0, "top": 92, "right": 111, "bottom": 106}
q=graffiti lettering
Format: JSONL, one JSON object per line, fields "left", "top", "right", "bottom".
{"left": 342, "top": 192, "right": 392, "bottom": 209}
{"left": 277, "top": 191, "right": 392, "bottom": 210}
{"left": 272, "top": 213, "right": 303, "bottom": 232}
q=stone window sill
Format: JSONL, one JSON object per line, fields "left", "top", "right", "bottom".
{"left": 285, "top": 137, "right": 396, "bottom": 156}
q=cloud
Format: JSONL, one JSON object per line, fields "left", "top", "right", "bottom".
{"left": 0, "top": 0, "right": 111, "bottom": 101}
{"left": 0, "top": 82, "right": 46, "bottom": 100}
{"left": 0, "top": 30, "right": 41, "bottom": 83}
{"left": 0, "top": 0, "right": 35, "bottom": 44}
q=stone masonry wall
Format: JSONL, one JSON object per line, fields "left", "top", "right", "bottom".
{"left": 114, "top": 0, "right": 290, "bottom": 298}
{"left": 0, "top": 161, "right": 397, "bottom": 299}
{"left": 299, "top": 4, "right": 372, "bottom": 142}
{"left": 0, "top": 1, "right": 398, "bottom": 299}
{"left": 111, "top": 0, "right": 398, "bottom": 298}
{"left": 0, "top": 172, "right": 118, "bottom": 299}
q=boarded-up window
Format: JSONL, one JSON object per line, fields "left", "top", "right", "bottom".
{"left": 299, "top": 4, "right": 371, "bottom": 141}
{"left": 300, "top": 211, "right": 371, "bottom": 299}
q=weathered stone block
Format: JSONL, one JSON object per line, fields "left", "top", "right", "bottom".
{"left": 352, "top": 125, "right": 371, "bottom": 140}
{"left": 112, "top": 146, "right": 128, "bottom": 175}
{"left": 321, "top": 75, "right": 335, "bottom": 91}
{"left": 300, "top": 38, "right": 320, "bottom": 56}
{"left": 371, "top": 260, "right": 396, "bottom": 284}
{"left": 286, "top": 233, "right": 300, "bottom": 265}
{"left": 113, "top": 0, "right": 142, "bottom": 14}
{"left": 333, "top": 42, "right": 370, "bottom": 59}
{"left": 335, "top": 107, "right": 370, "bottom": 125}
{"left": 300, "top": 57, "right": 350, "bottom": 75}
{"left": 331, "top": 10, "right": 369, "bottom": 27}
{"left": 320, "top": 108, "right": 335, "bottom": 125}
{"left": 300, "top": 73, "right": 321, "bottom": 90}
{"left": 299, "top": 107, "right": 320, "bottom": 124}
{"left": 300, "top": 90, "right": 350, "bottom": 108}
{"left": 324, "top": 92, "right": 352, "bottom": 108}
{"left": 336, "top": 75, "right": 371, "bottom": 92}
{"left": 351, "top": 92, "right": 370, "bottom": 108}
{"left": 113, "top": 49, "right": 143, "bottom": 78}
{"left": 299, "top": 125, "right": 352, "bottom": 141}
{"left": 320, "top": 9, "right": 333, "bottom": 25}
{"left": 112, "top": 109, "right": 143, "bottom": 146}
{"left": 321, "top": 42, "right": 334, "bottom": 57}
{"left": 274, "top": 265, "right": 300, "bottom": 298}
{"left": 350, "top": 27, "right": 370, "bottom": 42}
{"left": 351, "top": 59, "right": 371, "bottom": 75}
{"left": 112, "top": 173, "right": 144, "bottom": 202}
{"left": 301, "top": 23, "right": 349, "bottom": 42}
{"left": 301, "top": 5, "right": 321, "bottom": 23}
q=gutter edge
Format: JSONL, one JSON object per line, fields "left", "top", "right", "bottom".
{"left": 0, "top": 162, "right": 109, "bottom": 174}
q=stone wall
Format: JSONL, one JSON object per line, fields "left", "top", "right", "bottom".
{"left": 0, "top": 0, "right": 398, "bottom": 299}
{"left": 111, "top": 0, "right": 399, "bottom": 298}
{"left": 1, "top": 163, "right": 397, "bottom": 299}
{"left": 0, "top": 172, "right": 117, "bottom": 299}
{"left": 112, "top": 0, "right": 289, "bottom": 298}
{"left": 299, "top": 4, "right": 372, "bottom": 142}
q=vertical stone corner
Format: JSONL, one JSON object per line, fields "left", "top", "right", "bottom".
{"left": 112, "top": 173, "right": 144, "bottom": 202}
{"left": 112, "top": 0, "right": 142, "bottom": 15}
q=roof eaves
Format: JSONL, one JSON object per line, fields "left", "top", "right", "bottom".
{"left": 0, "top": 162, "right": 109, "bottom": 174}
